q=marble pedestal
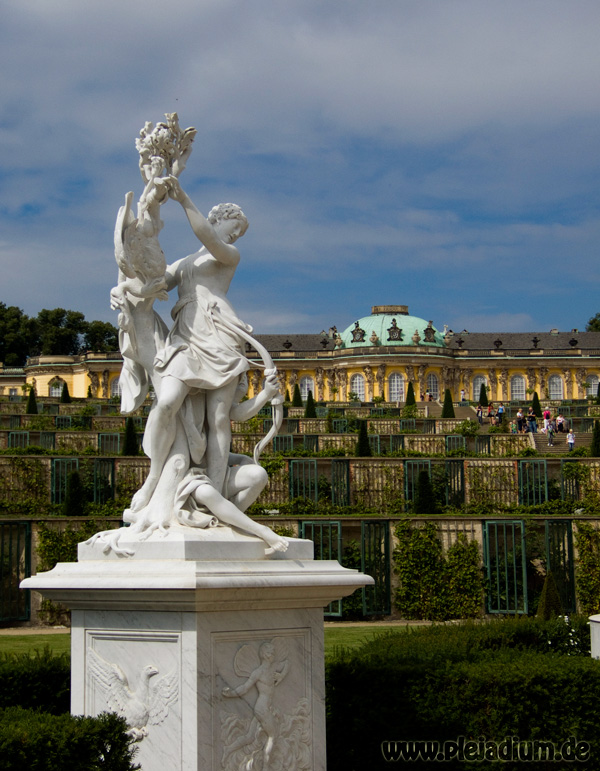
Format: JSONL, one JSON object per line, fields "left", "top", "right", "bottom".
{"left": 22, "top": 526, "right": 371, "bottom": 771}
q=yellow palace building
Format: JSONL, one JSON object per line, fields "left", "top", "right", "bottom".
{"left": 13, "top": 304, "right": 600, "bottom": 405}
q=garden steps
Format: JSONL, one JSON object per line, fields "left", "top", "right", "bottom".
{"left": 532, "top": 432, "right": 592, "bottom": 454}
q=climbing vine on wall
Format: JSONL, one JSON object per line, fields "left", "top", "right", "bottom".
{"left": 393, "top": 521, "right": 484, "bottom": 620}
{"left": 574, "top": 522, "right": 600, "bottom": 615}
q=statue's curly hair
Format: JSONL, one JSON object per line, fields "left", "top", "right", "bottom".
{"left": 207, "top": 203, "right": 249, "bottom": 237}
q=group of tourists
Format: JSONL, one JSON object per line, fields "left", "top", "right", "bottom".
{"left": 475, "top": 402, "right": 506, "bottom": 426}
{"left": 475, "top": 402, "right": 576, "bottom": 450}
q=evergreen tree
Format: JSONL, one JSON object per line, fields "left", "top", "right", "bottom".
{"left": 478, "top": 382, "right": 489, "bottom": 407}
{"left": 591, "top": 420, "right": 600, "bottom": 457}
{"left": 285, "top": 389, "right": 291, "bottom": 403}
{"left": 26, "top": 387, "right": 38, "bottom": 415}
{"left": 405, "top": 382, "right": 416, "bottom": 406}
{"left": 536, "top": 571, "right": 563, "bottom": 620}
{"left": 531, "top": 391, "right": 542, "bottom": 418}
{"left": 63, "top": 470, "right": 86, "bottom": 517}
{"left": 292, "top": 384, "right": 303, "bottom": 407}
{"left": 356, "top": 420, "right": 372, "bottom": 457}
{"left": 304, "top": 390, "right": 317, "bottom": 418}
{"left": 441, "top": 388, "right": 455, "bottom": 418}
{"left": 413, "top": 470, "right": 437, "bottom": 514}
{"left": 596, "top": 382, "right": 600, "bottom": 405}
{"left": 60, "top": 382, "right": 71, "bottom": 404}
{"left": 122, "top": 417, "right": 139, "bottom": 456}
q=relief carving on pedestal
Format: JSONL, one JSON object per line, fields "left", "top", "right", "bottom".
{"left": 88, "top": 647, "right": 178, "bottom": 741}
{"left": 220, "top": 638, "right": 311, "bottom": 771}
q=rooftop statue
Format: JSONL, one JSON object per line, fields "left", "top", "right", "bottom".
{"left": 89, "top": 114, "right": 286, "bottom": 557}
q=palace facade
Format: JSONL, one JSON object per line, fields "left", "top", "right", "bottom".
{"left": 9, "top": 304, "right": 600, "bottom": 404}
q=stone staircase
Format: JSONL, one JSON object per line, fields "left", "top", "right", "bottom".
{"left": 532, "top": 431, "right": 592, "bottom": 455}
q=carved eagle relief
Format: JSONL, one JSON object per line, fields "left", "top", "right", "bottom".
{"left": 87, "top": 647, "right": 178, "bottom": 741}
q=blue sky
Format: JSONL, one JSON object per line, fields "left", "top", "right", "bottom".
{"left": 2, "top": 0, "right": 600, "bottom": 337}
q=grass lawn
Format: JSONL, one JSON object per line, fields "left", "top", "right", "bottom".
{"left": 0, "top": 626, "right": 404, "bottom": 660}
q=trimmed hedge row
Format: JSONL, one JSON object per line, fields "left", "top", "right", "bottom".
{"left": 0, "top": 650, "right": 138, "bottom": 770}
{"left": 326, "top": 617, "right": 597, "bottom": 771}
{"left": 0, "top": 649, "right": 70, "bottom": 713}
{"left": 0, "top": 708, "right": 139, "bottom": 771}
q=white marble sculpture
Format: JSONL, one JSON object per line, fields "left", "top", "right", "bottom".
{"left": 88, "top": 648, "right": 178, "bottom": 741}
{"left": 89, "top": 114, "right": 286, "bottom": 557}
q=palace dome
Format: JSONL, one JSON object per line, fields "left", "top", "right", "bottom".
{"left": 338, "top": 305, "right": 446, "bottom": 348}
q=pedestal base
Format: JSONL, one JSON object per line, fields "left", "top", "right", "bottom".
{"left": 23, "top": 531, "right": 371, "bottom": 771}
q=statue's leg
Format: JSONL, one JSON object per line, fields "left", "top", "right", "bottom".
{"left": 205, "top": 380, "right": 239, "bottom": 495}
{"left": 226, "top": 464, "right": 268, "bottom": 512}
{"left": 131, "top": 376, "right": 189, "bottom": 511}
{"left": 192, "top": 484, "right": 288, "bottom": 552}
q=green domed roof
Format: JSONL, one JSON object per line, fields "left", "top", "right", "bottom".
{"left": 339, "top": 305, "right": 446, "bottom": 348}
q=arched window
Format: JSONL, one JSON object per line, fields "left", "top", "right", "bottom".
{"left": 510, "top": 375, "right": 526, "bottom": 401}
{"left": 587, "top": 374, "right": 599, "bottom": 398}
{"left": 426, "top": 373, "right": 439, "bottom": 400}
{"left": 349, "top": 373, "right": 365, "bottom": 401}
{"left": 49, "top": 381, "right": 63, "bottom": 398}
{"left": 472, "top": 375, "right": 487, "bottom": 402}
{"left": 388, "top": 372, "right": 405, "bottom": 402}
{"left": 110, "top": 378, "right": 122, "bottom": 398}
{"left": 548, "top": 374, "right": 563, "bottom": 400}
{"left": 299, "top": 375, "right": 315, "bottom": 401}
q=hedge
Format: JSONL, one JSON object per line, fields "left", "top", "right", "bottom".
{"left": 0, "top": 650, "right": 138, "bottom": 770}
{"left": 0, "top": 708, "right": 139, "bottom": 770}
{"left": 0, "top": 649, "right": 70, "bottom": 713}
{"left": 326, "top": 617, "right": 597, "bottom": 771}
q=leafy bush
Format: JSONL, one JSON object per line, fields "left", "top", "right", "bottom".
{"left": 0, "top": 649, "right": 70, "bottom": 713}
{"left": 0, "top": 707, "right": 139, "bottom": 770}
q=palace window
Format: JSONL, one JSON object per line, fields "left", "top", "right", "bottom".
{"left": 110, "top": 378, "right": 122, "bottom": 398}
{"left": 548, "top": 374, "right": 563, "bottom": 400}
{"left": 587, "top": 374, "right": 599, "bottom": 398}
{"left": 426, "top": 373, "right": 439, "bottom": 400}
{"left": 472, "top": 375, "right": 487, "bottom": 402}
{"left": 510, "top": 375, "right": 526, "bottom": 401}
{"left": 50, "top": 382, "right": 63, "bottom": 398}
{"left": 299, "top": 376, "right": 315, "bottom": 401}
{"left": 349, "top": 373, "right": 365, "bottom": 401}
{"left": 388, "top": 372, "right": 405, "bottom": 402}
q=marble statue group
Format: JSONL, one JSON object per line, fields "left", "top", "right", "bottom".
{"left": 90, "top": 114, "right": 287, "bottom": 556}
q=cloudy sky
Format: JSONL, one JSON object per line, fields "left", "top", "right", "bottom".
{"left": 2, "top": 0, "right": 600, "bottom": 338}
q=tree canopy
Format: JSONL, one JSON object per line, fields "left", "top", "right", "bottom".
{"left": 0, "top": 303, "right": 119, "bottom": 366}
{"left": 586, "top": 313, "right": 600, "bottom": 332}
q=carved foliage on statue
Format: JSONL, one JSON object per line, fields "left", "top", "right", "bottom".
{"left": 350, "top": 321, "right": 365, "bottom": 343}
{"left": 87, "top": 647, "right": 178, "bottom": 742}
{"left": 288, "top": 371, "right": 298, "bottom": 390}
{"left": 220, "top": 638, "right": 311, "bottom": 771}
{"left": 488, "top": 368, "right": 497, "bottom": 389}
{"left": 527, "top": 367, "right": 537, "bottom": 391}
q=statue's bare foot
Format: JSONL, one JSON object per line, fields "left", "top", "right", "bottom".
{"left": 264, "top": 533, "right": 289, "bottom": 556}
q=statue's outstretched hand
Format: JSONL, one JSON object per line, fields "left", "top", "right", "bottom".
{"left": 166, "top": 176, "right": 185, "bottom": 203}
